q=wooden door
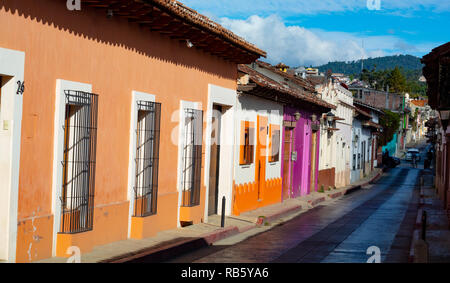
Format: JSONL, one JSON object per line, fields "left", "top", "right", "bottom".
{"left": 283, "top": 127, "right": 293, "bottom": 200}
{"left": 256, "top": 116, "right": 268, "bottom": 201}
{"left": 208, "top": 105, "right": 222, "bottom": 215}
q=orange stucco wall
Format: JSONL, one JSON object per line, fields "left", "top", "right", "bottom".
{"left": 0, "top": 0, "right": 237, "bottom": 262}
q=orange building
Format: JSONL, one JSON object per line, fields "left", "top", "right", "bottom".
{"left": 0, "top": 0, "right": 265, "bottom": 262}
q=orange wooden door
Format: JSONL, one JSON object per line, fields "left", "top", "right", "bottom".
{"left": 256, "top": 116, "right": 268, "bottom": 201}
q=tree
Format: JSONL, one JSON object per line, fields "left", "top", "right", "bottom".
{"left": 379, "top": 110, "right": 401, "bottom": 147}
{"left": 387, "top": 67, "right": 407, "bottom": 94}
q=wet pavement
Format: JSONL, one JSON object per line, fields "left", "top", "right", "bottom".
{"left": 166, "top": 147, "right": 427, "bottom": 263}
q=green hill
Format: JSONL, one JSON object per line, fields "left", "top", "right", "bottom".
{"left": 316, "top": 55, "right": 423, "bottom": 75}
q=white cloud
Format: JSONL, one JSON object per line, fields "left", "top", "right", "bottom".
{"left": 219, "top": 15, "right": 429, "bottom": 66}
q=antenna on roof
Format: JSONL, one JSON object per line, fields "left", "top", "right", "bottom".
{"left": 361, "top": 40, "right": 365, "bottom": 73}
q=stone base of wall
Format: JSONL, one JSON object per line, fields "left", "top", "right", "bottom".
{"left": 318, "top": 168, "right": 336, "bottom": 190}
{"left": 335, "top": 169, "right": 350, "bottom": 188}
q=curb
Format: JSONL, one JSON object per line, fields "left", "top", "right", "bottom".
{"left": 261, "top": 204, "right": 303, "bottom": 225}
{"left": 308, "top": 196, "right": 326, "bottom": 207}
{"left": 101, "top": 170, "right": 386, "bottom": 263}
{"left": 328, "top": 191, "right": 343, "bottom": 199}
{"left": 102, "top": 204, "right": 303, "bottom": 263}
{"left": 203, "top": 226, "right": 241, "bottom": 245}
{"left": 102, "top": 226, "right": 240, "bottom": 263}
{"left": 344, "top": 170, "right": 383, "bottom": 195}
{"left": 409, "top": 229, "right": 420, "bottom": 263}
{"left": 101, "top": 236, "right": 210, "bottom": 263}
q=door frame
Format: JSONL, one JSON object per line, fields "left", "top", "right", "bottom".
{"left": 203, "top": 84, "right": 236, "bottom": 222}
{"left": 256, "top": 115, "right": 268, "bottom": 200}
{"left": 282, "top": 126, "right": 294, "bottom": 200}
{"left": 208, "top": 104, "right": 222, "bottom": 215}
{"left": 0, "top": 47, "right": 25, "bottom": 262}
{"left": 310, "top": 130, "right": 318, "bottom": 194}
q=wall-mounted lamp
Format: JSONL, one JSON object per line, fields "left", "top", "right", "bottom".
{"left": 326, "top": 111, "right": 335, "bottom": 128}
{"left": 311, "top": 114, "right": 317, "bottom": 122}
{"left": 107, "top": 9, "right": 114, "bottom": 18}
{"left": 186, "top": 39, "right": 194, "bottom": 48}
{"left": 294, "top": 112, "right": 301, "bottom": 121}
{"left": 438, "top": 109, "right": 450, "bottom": 132}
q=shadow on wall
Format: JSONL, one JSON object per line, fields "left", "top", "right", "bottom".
{"left": 0, "top": 0, "right": 236, "bottom": 82}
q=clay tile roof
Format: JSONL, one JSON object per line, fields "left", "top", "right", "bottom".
{"left": 80, "top": 0, "right": 266, "bottom": 62}
{"left": 255, "top": 61, "right": 316, "bottom": 93}
{"left": 354, "top": 107, "right": 372, "bottom": 119}
{"left": 363, "top": 120, "right": 382, "bottom": 129}
{"left": 411, "top": 100, "right": 428, "bottom": 107}
{"left": 238, "top": 64, "right": 336, "bottom": 110}
{"left": 154, "top": 0, "right": 266, "bottom": 56}
{"left": 354, "top": 99, "right": 384, "bottom": 114}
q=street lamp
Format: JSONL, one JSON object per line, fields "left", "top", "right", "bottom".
{"left": 438, "top": 109, "right": 450, "bottom": 132}
{"left": 326, "top": 111, "right": 335, "bottom": 128}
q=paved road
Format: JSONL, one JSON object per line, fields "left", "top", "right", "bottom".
{"left": 166, "top": 146, "right": 427, "bottom": 263}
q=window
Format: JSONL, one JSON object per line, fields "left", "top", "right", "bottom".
{"left": 239, "top": 121, "right": 255, "bottom": 165}
{"left": 134, "top": 101, "right": 161, "bottom": 217}
{"left": 181, "top": 108, "right": 203, "bottom": 207}
{"left": 357, "top": 154, "right": 361, "bottom": 170}
{"left": 60, "top": 90, "right": 98, "bottom": 234}
{"left": 353, "top": 154, "right": 356, "bottom": 170}
{"left": 269, "top": 124, "right": 281, "bottom": 162}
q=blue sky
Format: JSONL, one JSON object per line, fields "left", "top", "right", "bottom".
{"left": 181, "top": 0, "right": 450, "bottom": 66}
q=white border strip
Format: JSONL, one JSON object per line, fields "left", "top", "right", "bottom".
{"left": 126, "top": 91, "right": 156, "bottom": 238}
{"left": 0, "top": 47, "right": 25, "bottom": 263}
{"left": 51, "top": 79, "right": 92, "bottom": 257}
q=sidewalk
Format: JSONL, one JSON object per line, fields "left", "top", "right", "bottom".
{"left": 38, "top": 168, "right": 382, "bottom": 263}
{"left": 410, "top": 170, "right": 450, "bottom": 262}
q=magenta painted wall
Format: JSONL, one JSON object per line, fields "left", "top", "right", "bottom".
{"left": 281, "top": 106, "right": 321, "bottom": 199}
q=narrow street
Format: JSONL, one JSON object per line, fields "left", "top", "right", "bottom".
{"left": 166, "top": 147, "right": 427, "bottom": 263}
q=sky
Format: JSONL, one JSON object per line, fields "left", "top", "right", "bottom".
{"left": 181, "top": 0, "right": 450, "bottom": 66}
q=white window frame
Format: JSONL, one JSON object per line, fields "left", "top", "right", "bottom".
{"left": 176, "top": 100, "right": 201, "bottom": 227}
{"left": 126, "top": 91, "right": 156, "bottom": 238}
{"left": 51, "top": 79, "right": 92, "bottom": 256}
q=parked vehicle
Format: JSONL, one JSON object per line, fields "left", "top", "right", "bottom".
{"left": 405, "top": 148, "right": 420, "bottom": 161}
{"left": 391, "top": 157, "right": 401, "bottom": 165}
{"left": 384, "top": 156, "right": 400, "bottom": 168}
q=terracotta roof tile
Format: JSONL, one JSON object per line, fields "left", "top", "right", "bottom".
{"left": 148, "top": 0, "right": 266, "bottom": 57}
{"left": 238, "top": 64, "right": 336, "bottom": 110}
{"left": 410, "top": 100, "right": 428, "bottom": 107}
{"left": 255, "top": 61, "right": 316, "bottom": 92}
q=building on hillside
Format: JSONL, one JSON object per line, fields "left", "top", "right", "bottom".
{"left": 422, "top": 42, "right": 450, "bottom": 208}
{"left": 234, "top": 63, "right": 335, "bottom": 215}
{"left": 0, "top": 0, "right": 266, "bottom": 262}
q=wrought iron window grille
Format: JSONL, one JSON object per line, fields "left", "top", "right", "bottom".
{"left": 181, "top": 108, "right": 203, "bottom": 207}
{"left": 60, "top": 90, "right": 98, "bottom": 234}
{"left": 133, "top": 101, "right": 161, "bottom": 217}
